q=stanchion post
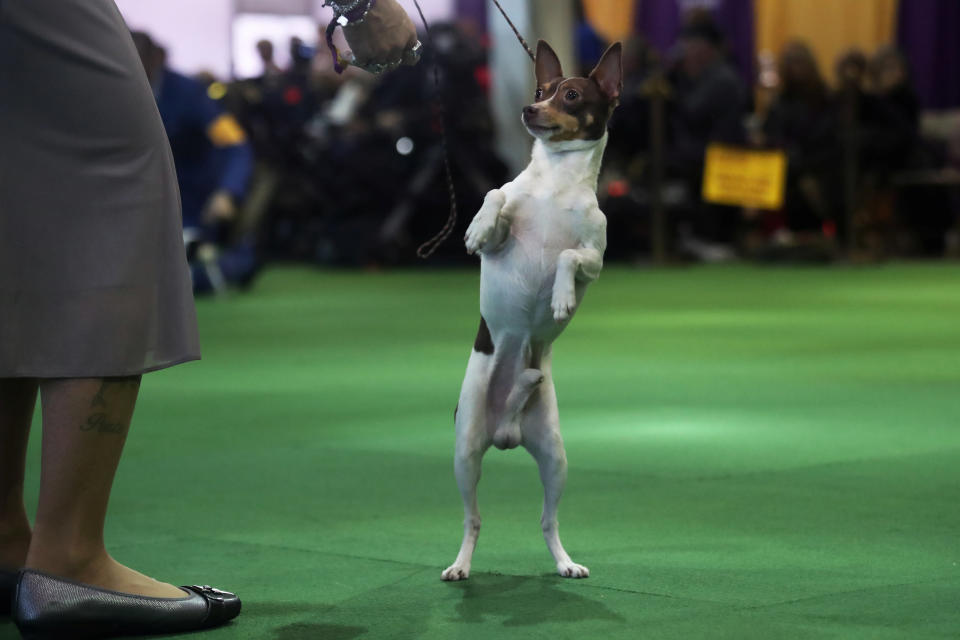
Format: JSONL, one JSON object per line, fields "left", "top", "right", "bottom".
{"left": 642, "top": 66, "right": 671, "bottom": 264}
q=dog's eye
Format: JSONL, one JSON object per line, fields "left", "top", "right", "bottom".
{"left": 535, "top": 88, "right": 543, "bottom": 100}
{"left": 565, "top": 89, "right": 580, "bottom": 101}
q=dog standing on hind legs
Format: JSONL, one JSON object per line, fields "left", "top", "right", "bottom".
{"left": 441, "top": 40, "right": 622, "bottom": 582}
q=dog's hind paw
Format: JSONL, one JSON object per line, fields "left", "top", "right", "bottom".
{"left": 557, "top": 562, "right": 590, "bottom": 579}
{"left": 441, "top": 564, "right": 471, "bottom": 581}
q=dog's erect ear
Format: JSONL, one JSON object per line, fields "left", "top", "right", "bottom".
{"left": 589, "top": 42, "right": 623, "bottom": 102}
{"left": 535, "top": 40, "right": 563, "bottom": 86}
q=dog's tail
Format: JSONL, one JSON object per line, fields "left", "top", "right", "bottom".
{"left": 492, "top": 368, "right": 543, "bottom": 450}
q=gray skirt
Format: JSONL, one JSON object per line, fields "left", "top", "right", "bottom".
{"left": 0, "top": 0, "right": 200, "bottom": 377}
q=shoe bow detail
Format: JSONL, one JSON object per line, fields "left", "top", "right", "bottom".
{"left": 186, "top": 585, "right": 231, "bottom": 601}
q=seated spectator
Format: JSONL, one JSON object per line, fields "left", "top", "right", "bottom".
{"left": 762, "top": 42, "right": 839, "bottom": 235}
{"left": 864, "top": 47, "right": 952, "bottom": 256}
{"left": 670, "top": 19, "right": 746, "bottom": 170}
{"left": 831, "top": 47, "right": 923, "bottom": 256}
{"left": 834, "top": 47, "right": 918, "bottom": 179}
{"left": 835, "top": 48, "right": 868, "bottom": 94}
{"left": 866, "top": 46, "right": 921, "bottom": 174}
{"left": 870, "top": 47, "right": 919, "bottom": 130}
{"left": 669, "top": 17, "right": 747, "bottom": 258}
{"left": 607, "top": 35, "right": 655, "bottom": 171}
{"left": 602, "top": 36, "right": 656, "bottom": 259}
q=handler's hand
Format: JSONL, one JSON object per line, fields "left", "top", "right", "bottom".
{"left": 342, "top": 0, "right": 420, "bottom": 74}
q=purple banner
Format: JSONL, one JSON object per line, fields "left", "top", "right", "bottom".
{"left": 897, "top": 0, "right": 960, "bottom": 109}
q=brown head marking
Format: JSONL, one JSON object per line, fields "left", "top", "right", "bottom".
{"left": 522, "top": 40, "right": 623, "bottom": 143}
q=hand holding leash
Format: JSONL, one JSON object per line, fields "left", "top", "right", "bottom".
{"left": 326, "top": 0, "right": 422, "bottom": 74}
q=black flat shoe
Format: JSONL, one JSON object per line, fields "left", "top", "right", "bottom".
{"left": 13, "top": 569, "right": 240, "bottom": 639}
{"left": 0, "top": 569, "right": 18, "bottom": 615}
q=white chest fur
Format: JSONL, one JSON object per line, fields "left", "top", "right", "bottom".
{"left": 472, "top": 134, "right": 609, "bottom": 337}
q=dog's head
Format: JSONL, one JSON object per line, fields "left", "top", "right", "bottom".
{"left": 522, "top": 40, "right": 623, "bottom": 146}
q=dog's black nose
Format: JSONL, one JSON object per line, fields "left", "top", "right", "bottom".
{"left": 522, "top": 105, "right": 537, "bottom": 117}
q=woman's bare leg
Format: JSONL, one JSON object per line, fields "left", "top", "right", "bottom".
{"left": 25, "top": 377, "right": 184, "bottom": 598}
{"left": 0, "top": 379, "right": 38, "bottom": 570}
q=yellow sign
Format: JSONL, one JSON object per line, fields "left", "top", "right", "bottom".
{"left": 702, "top": 144, "right": 787, "bottom": 210}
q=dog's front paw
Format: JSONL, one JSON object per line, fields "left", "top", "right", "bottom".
{"left": 557, "top": 561, "right": 590, "bottom": 579}
{"left": 464, "top": 216, "right": 494, "bottom": 255}
{"left": 441, "top": 563, "right": 471, "bottom": 581}
{"left": 551, "top": 288, "right": 576, "bottom": 323}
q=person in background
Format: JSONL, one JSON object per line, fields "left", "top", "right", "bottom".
{"left": 865, "top": 46, "right": 947, "bottom": 256}
{"left": 607, "top": 35, "right": 655, "bottom": 169}
{"left": 670, "top": 16, "right": 746, "bottom": 260}
{"left": 834, "top": 46, "right": 917, "bottom": 176}
{"left": 870, "top": 47, "right": 919, "bottom": 127}
{"left": 133, "top": 32, "right": 254, "bottom": 244}
{"left": 762, "top": 41, "right": 839, "bottom": 237}
{"left": 832, "top": 46, "right": 920, "bottom": 255}
{"left": 835, "top": 48, "right": 868, "bottom": 94}
{"left": 671, "top": 19, "right": 745, "bottom": 166}
{"left": 256, "top": 38, "right": 282, "bottom": 79}
{"left": 867, "top": 46, "right": 920, "bottom": 172}
{"left": 134, "top": 32, "right": 260, "bottom": 293}
{"left": 601, "top": 35, "right": 656, "bottom": 259}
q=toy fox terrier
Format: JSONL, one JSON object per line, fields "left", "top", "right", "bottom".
{"left": 442, "top": 40, "right": 622, "bottom": 581}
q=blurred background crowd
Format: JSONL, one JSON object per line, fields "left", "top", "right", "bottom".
{"left": 115, "top": 0, "right": 960, "bottom": 293}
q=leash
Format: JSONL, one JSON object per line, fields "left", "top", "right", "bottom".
{"left": 412, "top": 0, "right": 459, "bottom": 259}
{"left": 490, "top": 0, "right": 536, "bottom": 62}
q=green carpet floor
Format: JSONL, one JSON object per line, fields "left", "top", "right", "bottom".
{"left": 4, "top": 264, "right": 960, "bottom": 639}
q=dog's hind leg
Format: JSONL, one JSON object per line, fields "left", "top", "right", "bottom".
{"left": 441, "top": 436, "right": 486, "bottom": 581}
{"left": 522, "top": 373, "right": 589, "bottom": 578}
{"left": 442, "top": 352, "right": 492, "bottom": 581}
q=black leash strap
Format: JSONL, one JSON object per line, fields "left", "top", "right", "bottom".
{"left": 490, "top": 0, "right": 536, "bottom": 62}
{"left": 413, "top": 0, "right": 459, "bottom": 259}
